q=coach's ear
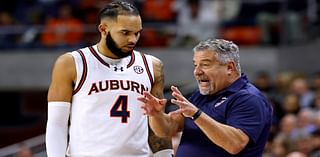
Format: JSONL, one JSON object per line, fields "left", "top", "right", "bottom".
{"left": 227, "top": 61, "right": 237, "bottom": 75}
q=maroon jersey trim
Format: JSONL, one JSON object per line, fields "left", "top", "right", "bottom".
{"left": 73, "top": 50, "right": 88, "bottom": 95}
{"left": 140, "top": 53, "right": 154, "bottom": 87}
{"left": 89, "top": 46, "right": 110, "bottom": 68}
{"left": 127, "top": 52, "right": 135, "bottom": 68}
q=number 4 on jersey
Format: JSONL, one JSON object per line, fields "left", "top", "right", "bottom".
{"left": 110, "top": 95, "right": 130, "bottom": 123}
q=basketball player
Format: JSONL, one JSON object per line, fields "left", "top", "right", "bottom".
{"left": 45, "top": 1, "right": 173, "bottom": 157}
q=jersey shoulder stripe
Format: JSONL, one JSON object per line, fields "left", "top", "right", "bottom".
{"left": 73, "top": 49, "right": 88, "bottom": 95}
{"left": 89, "top": 46, "right": 110, "bottom": 68}
{"left": 140, "top": 52, "right": 154, "bottom": 86}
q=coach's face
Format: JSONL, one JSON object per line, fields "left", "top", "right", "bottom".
{"left": 193, "top": 50, "right": 232, "bottom": 95}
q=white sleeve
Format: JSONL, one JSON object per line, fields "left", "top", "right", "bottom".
{"left": 46, "top": 102, "right": 71, "bottom": 157}
{"left": 153, "top": 149, "right": 174, "bottom": 157}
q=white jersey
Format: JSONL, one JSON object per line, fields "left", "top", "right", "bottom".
{"left": 67, "top": 45, "right": 154, "bottom": 157}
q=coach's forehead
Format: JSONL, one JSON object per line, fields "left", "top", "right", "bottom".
{"left": 193, "top": 50, "right": 218, "bottom": 62}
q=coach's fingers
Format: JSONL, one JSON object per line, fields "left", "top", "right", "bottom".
{"left": 171, "top": 92, "right": 187, "bottom": 102}
{"left": 171, "top": 86, "right": 187, "bottom": 101}
{"left": 171, "top": 98, "right": 188, "bottom": 108}
{"left": 171, "top": 86, "right": 182, "bottom": 95}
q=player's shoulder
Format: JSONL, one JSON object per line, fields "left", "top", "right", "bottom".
{"left": 58, "top": 45, "right": 92, "bottom": 62}
{"left": 55, "top": 51, "right": 76, "bottom": 67}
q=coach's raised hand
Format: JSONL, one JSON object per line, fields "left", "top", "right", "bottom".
{"left": 138, "top": 91, "right": 167, "bottom": 116}
{"left": 170, "top": 86, "right": 198, "bottom": 118}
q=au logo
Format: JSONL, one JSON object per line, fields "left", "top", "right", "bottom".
{"left": 133, "top": 65, "right": 143, "bottom": 74}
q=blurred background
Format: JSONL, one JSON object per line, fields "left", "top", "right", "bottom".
{"left": 0, "top": 0, "right": 320, "bottom": 156}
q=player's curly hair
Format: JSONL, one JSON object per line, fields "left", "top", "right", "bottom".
{"left": 98, "top": 1, "right": 140, "bottom": 22}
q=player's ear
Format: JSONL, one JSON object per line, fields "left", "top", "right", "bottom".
{"left": 98, "top": 24, "right": 107, "bottom": 35}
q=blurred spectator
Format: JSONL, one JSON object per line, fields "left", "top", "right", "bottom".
{"left": 282, "top": 94, "right": 301, "bottom": 114}
{"left": 272, "top": 72, "right": 296, "bottom": 109}
{"left": 13, "top": 0, "right": 45, "bottom": 48}
{"left": 13, "top": 0, "right": 44, "bottom": 25}
{"left": 291, "top": 130, "right": 313, "bottom": 155}
{"left": 0, "top": 11, "right": 17, "bottom": 49}
{"left": 40, "top": 2, "right": 84, "bottom": 48}
{"left": 270, "top": 99, "right": 285, "bottom": 130}
{"left": 286, "top": 151, "right": 307, "bottom": 157}
{"left": 306, "top": 0, "right": 320, "bottom": 39}
{"left": 310, "top": 129, "right": 320, "bottom": 157}
{"left": 140, "top": 0, "right": 176, "bottom": 22}
{"left": 289, "top": 77, "right": 315, "bottom": 108}
{"left": 311, "top": 91, "right": 320, "bottom": 110}
{"left": 296, "top": 108, "right": 317, "bottom": 134}
{"left": 37, "top": 0, "right": 60, "bottom": 18}
{"left": 172, "top": 0, "right": 221, "bottom": 47}
{"left": 311, "top": 71, "right": 320, "bottom": 92}
{"left": 315, "top": 111, "right": 320, "bottom": 128}
{"left": 280, "top": 114, "right": 298, "bottom": 136}
{"left": 266, "top": 114, "right": 298, "bottom": 157}
{"left": 285, "top": 0, "right": 309, "bottom": 44}
{"left": 78, "top": 0, "right": 111, "bottom": 11}
{"left": 76, "top": 0, "right": 107, "bottom": 47}
{"left": 78, "top": 0, "right": 100, "bottom": 9}
{"left": 270, "top": 134, "right": 290, "bottom": 157}
{"left": 253, "top": 71, "right": 275, "bottom": 97}
{"left": 257, "top": 0, "right": 312, "bottom": 45}
{"left": 262, "top": 133, "right": 275, "bottom": 157}
{"left": 256, "top": 1, "right": 281, "bottom": 45}
{"left": 220, "top": 0, "right": 261, "bottom": 46}
{"left": 135, "top": 0, "right": 176, "bottom": 48}
{"left": 252, "top": 71, "right": 285, "bottom": 127}
{"left": 79, "top": 7, "right": 99, "bottom": 46}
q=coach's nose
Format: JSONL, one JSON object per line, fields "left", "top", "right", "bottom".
{"left": 194, "top": 65, "right": 204, "bottom": 76}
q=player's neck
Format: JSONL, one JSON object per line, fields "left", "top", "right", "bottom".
{"left": 97, "top": 42, "right": 119, "bottom": 59}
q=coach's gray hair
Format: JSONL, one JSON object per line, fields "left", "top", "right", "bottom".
{"left": 193, "top": 38, "right": 241, "bottom": 74}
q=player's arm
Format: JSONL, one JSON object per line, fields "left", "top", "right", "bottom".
{"left": 147, "top": 57, "right": 180, "bottom": 156}
{"left": 149, "top": 57, "right": 185, "bottom": 156}
{"left": 146, "top": 57, "right": 184, "bottom": 137}
{"left": 48, "top": 53, "right": 75, "bottom": 102}
{"left": 46, "top": 53, "right": 75, "bottom": 157}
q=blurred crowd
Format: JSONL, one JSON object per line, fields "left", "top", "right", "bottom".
{"left": 1, "top": 0, "right": 320, "bottom": 156}
{"left": 252, "top": 71, "right": 320, "bottom": 157}
{"left": 0, "top": 0, "right": 319, "bottom": 50}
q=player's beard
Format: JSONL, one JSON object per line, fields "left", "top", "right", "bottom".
{"left": 106, "top": 32, "right": 133, "bottom": 58}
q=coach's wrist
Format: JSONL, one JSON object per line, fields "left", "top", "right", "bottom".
{"left": 191, "top": 109, "right": 202, "bottom": 121}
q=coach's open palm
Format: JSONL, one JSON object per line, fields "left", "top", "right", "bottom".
{"left": 171, "top": 86, "right": 198, "bottom": 118}
{"left": 138, "top": 91, "right": 167, "bottom": 116}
